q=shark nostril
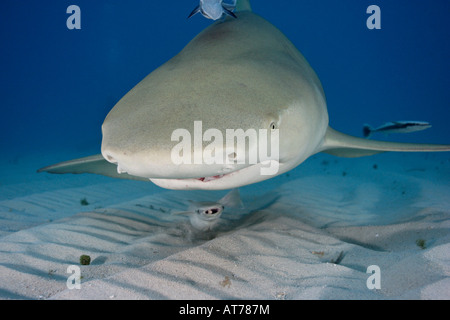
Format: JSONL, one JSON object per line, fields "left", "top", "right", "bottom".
{"left": 103, "top": 152, "right": 128, "bottom": 174}
{"left": 105, "top": 154, "right": 117, "bottom": 164}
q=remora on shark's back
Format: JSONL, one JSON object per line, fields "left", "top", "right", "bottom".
{"left": 188, "top": 0, "right": 237, "bottom": 20}
{"left": 38, "top": 0, "right": 450, "bottom": 190}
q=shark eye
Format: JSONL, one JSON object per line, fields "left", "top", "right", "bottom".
{"left": 269, "top": 122, "right": 277, "bottom": 130}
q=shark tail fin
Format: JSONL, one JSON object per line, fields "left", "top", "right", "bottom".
{"left": 320, "top": 127, "right": 450, "bottom": 158}
{"left": 37, "top": 154, "right": 148, "bottom": 181}
{"left": 219, "top": 188, "right": 244, "bottom": 208}
{"left": 363, "top": 124, "right": 373, "bottom": 138}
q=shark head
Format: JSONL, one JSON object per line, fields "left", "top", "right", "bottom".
{"left": 101, "top": 11, "right": 328, "bottom": 190}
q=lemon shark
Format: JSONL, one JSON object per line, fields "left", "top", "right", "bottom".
{"left": 38, "top": 0, "right": 450, "bottom": 190}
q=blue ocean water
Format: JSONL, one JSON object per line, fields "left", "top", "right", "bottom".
{"left": 0, "top": 0, "right": 449, "bottom": 181}
{"left": 0, "top": 1, "right": 450, "bottom": 301}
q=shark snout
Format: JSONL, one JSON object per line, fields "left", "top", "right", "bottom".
{"left": 101, "top": 143, "right": 246, "bottom": 180}
{"left": 101, "top": 116, "right": 264, "bottom": 181}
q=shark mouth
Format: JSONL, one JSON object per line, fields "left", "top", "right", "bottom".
{"left": 197, "top": 174, "right": 225, "bottom": 182}
{"left": 149, "top": 160, "right": 281, "bottom": 190}
{"left": 193, "top": 163, "right": 254, "bottom": 183}
{"left": 184, "top": 160, "right": 280, "bottom": 183}
{"left": 173, "top": 164, "right": 249, "bottom": 184}
{"left": 193, "top": 163, "right": 250, "bottom": 183}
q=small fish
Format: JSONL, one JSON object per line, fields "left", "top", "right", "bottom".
{"left": 173, "top": 189, "right": 243, "bottom": 231}
{"left": 363, "top": 121, "right": 432, "bottom": 138}
{"left": 188, "top": 0, "right": 237, "bottom": 21}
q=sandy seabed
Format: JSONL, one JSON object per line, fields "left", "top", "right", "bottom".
{"left": 0, "top": 150, "right": 449, "bottom": 300}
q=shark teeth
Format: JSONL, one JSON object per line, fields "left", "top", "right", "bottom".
{"left": 197, "top": 174, "right": 225, "bottom": 182}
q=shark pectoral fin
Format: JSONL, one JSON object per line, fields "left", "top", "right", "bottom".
{"left": 322, "top": 148, "right": 383, "bottom": 158}
{"left": 37, "top": 154, "right": 149, "bottom": 181}
{"left": 320, "top": 127, "right": 450, "bottom": 158}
